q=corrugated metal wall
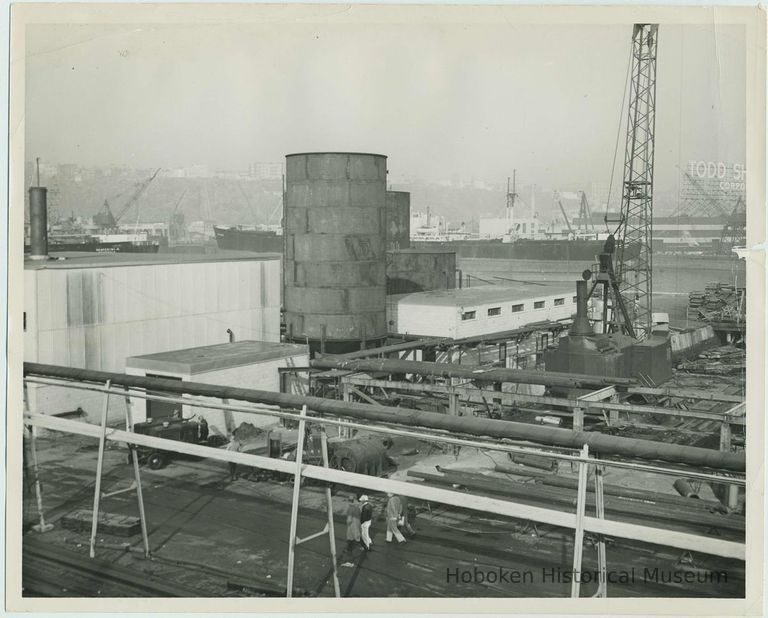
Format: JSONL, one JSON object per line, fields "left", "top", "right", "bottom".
{"left": 25, "top": 258, "right": 281, "bottom": 420}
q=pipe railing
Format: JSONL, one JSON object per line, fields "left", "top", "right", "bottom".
{"left": 22, "top": 411, "right": 745, "bottom": 563}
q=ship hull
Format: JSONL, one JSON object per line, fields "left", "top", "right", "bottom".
{"left": 214, "top": 226, "right": 283, "bottom": 252}
{"left": 26, "top": 241, "right": 160, "bottom": 254}
{"left": 412, "top": 239, "right": 606, "bottom": 261}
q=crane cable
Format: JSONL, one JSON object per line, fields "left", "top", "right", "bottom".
{"left": 604, "top": 40, "right": 635, "bottom": 235}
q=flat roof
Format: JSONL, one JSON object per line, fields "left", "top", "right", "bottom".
{"left": 286, "top": 152, "right": 387, "bottom": 158}
{"left": 127, "top": 340, "right": 308, "bottom": 374}
{"left": 24, "top": 249, "right": 280, "bottom": 270}
{"left": 389, "top": 283, "right": 574, "bottom": 307}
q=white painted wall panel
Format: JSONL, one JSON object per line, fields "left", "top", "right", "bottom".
{"left": 25, "top": 259, "right": 281, "bottom": 421}
{"left": 126, "top": 352, "right": 309, "bottom": 436}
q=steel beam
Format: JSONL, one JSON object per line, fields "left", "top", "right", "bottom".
{"left": 625, "top": 386, "right": 744, "bottom": 404}
{"left": 23, "top": 363, "right": 745, "bottom": 471}
{"left": 319, "top": 337, "right": 449, "bottom": 360}
{"left": 25, "top": 376, "right": 744, "bottom": 485}
{"left": 310, "top": 357, "right": 636, "bottom": 388}
{"left": 342, "top": 376, "right": 746, "bottom": 426}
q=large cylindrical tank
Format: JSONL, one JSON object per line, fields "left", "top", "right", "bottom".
{"left": 385, "top": 190, "right": 410, "bottom": 251}
{"left": 284, "top": 152, "right": 388, "bottom": 353}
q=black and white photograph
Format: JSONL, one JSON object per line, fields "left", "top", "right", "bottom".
{"left": 6, "top": 3, "right": 766, "bottom": 613}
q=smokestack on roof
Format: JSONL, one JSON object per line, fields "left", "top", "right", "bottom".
{"left": 28, "top": 186, "right": 49, "bottom": 260}
{"left": 570, "top": 279, "right": 593, "bottom": 337}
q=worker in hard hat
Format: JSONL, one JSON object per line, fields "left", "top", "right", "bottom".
{"left": 359, "top": 495, "right": 374, "bottom": 551}
{"left": 385, "top": 493, "right": 406, "bottom": 544}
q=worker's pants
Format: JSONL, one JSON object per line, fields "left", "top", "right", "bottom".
{"left": 361, "top": 521, "right": 372, "bottom": 548}
{"left": 386, "top": 518, "right": 406, "bottom": 543}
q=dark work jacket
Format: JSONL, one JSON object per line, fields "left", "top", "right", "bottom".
{"left": 360, "top": 502, "right": 373, "bottom": 524}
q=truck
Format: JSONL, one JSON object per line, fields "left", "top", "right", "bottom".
{"left": 129, "top": 418, "right": 226, "bottom": 470}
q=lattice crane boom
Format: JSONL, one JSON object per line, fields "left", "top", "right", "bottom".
{"left": 113, "top": 168, "right": 161, "bottom": 224}
{"left": 614, "top": 24, "right": 658, "bottom": 340}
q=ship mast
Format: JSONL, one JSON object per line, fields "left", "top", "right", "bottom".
{"left": 505, "top": 169, "right": 517, "bottom": 234}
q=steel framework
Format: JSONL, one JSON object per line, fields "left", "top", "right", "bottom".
{"left": 720, "top": 195, "right": 747, "bottom": 253}
{"left": 615, "top": 24, "right": 658, "bottom": 339}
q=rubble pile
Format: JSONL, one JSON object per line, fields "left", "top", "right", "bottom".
{"left": 677, "top": 345, "right": 745, "bottom": 376}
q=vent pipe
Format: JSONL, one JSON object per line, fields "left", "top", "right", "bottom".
{"left": 570, "top": 279, "right": 592, "bottom": 336}
{"left": 28, "top": 186, "right": 49, "bottom": 260}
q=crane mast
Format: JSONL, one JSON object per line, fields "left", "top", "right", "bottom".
{"left": 614, "top": 23, "right": 658, "bottom": 340}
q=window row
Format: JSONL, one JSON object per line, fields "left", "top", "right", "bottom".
{"left": 460, "top": 296, "right": 575, "bottom": 321}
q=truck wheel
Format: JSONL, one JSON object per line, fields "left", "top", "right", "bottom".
{"left": 147, "top": 452, "right": 166, "bottom": 470}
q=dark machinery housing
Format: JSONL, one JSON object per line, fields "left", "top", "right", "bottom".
{"left": 131, "top": 418, "right": 226, "bottom": 469}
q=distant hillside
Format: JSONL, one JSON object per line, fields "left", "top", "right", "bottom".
{"left": 24, "top": 169, "right": 283, "bottom": 226}
{"left": 24, "top": 166, "right": 683, "bottom": 228}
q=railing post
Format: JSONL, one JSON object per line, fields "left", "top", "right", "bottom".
{"left": 23, "top": 381, "right": 53, "bottom": 533}
{"left": 89, "top": 379, "right": 112, "bottom": 558}
{"left": 340, "top": 382, "right": 352, "bottom": 439}
{"left": 571, "top": 444, "right": 589, "bottom": 598}
{"left": 573, "top": 407, "right": 585, "bottom": 433}
{"left": 320, "top": 426, "right": 341, "bottom": 597}
{"left": 593, "top": 459, "right": 607, "bottom": 598}
{"left": 124, "top": 386, "right": 150, "bottom": 558}
{"left": 286, "top": 404, "right": 308, "bottom": 598}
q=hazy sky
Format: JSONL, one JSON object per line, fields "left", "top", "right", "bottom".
{"left": 25, "top": 19, "right": 746, "bottom": 194}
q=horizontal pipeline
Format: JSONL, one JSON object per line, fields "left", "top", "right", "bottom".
{"left": 309, "top": 356, "right": 636, "bottom": 388}
{"left": 23, "top": 362, "right": 744, "bottom": 472}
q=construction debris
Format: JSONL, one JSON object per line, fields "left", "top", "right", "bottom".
{"left": 677, "top": 345, "right": 746, "bottom": 375}
{"left": 687, "top": 283, "right": 746, "bottom": 325}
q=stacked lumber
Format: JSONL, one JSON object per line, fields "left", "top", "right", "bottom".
{"left": 687, "top": 283, "right": 746, "bottom": 324}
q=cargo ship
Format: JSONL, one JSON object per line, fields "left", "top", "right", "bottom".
{"left": 24, "top": 232, "right": 161, "bottom": 254}
{"left": 410, "top": 237, "right": 607, "bottom": 261}
{"left": 214, "top": 208, "right": 743, "bottom": 261}
{"left": 214, "top": 225, "right": 283, "bottom": 253}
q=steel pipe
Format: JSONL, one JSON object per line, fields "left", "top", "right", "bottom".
{"left": 24, "top": 376, "right": 746, "bottom": 484}
{"left": 310, "top": 356, "right": 636, "bottom": 388}
{"left": 23, "top": 362, "right": 744, "bottom": 471}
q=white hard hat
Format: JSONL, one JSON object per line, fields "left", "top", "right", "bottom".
{"left": 359, "top": 495, "right": 369, "bottom": 502}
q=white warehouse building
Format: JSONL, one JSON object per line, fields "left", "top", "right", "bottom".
{"left": 126, "top": 340, "right": 309, "bottom": 436}
{"left": 387, "top": 283, "right": 577, "bottom": 339}
{"left": 24, "top": 251, "right": 281, "bottom": 422}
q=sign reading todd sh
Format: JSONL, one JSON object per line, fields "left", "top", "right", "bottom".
{"left": 688, "top": 160, "right": 747, "bottom": 192}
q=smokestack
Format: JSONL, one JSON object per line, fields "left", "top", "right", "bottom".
{"left": 570, "top": 279, "right": 592, "bottom": 337}
{"left": 28, "top": 186, "right": 49, "bottom": 260}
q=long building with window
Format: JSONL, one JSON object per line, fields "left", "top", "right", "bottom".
{"left": 386, "top": 283, "right": 576, "bottom": 338}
